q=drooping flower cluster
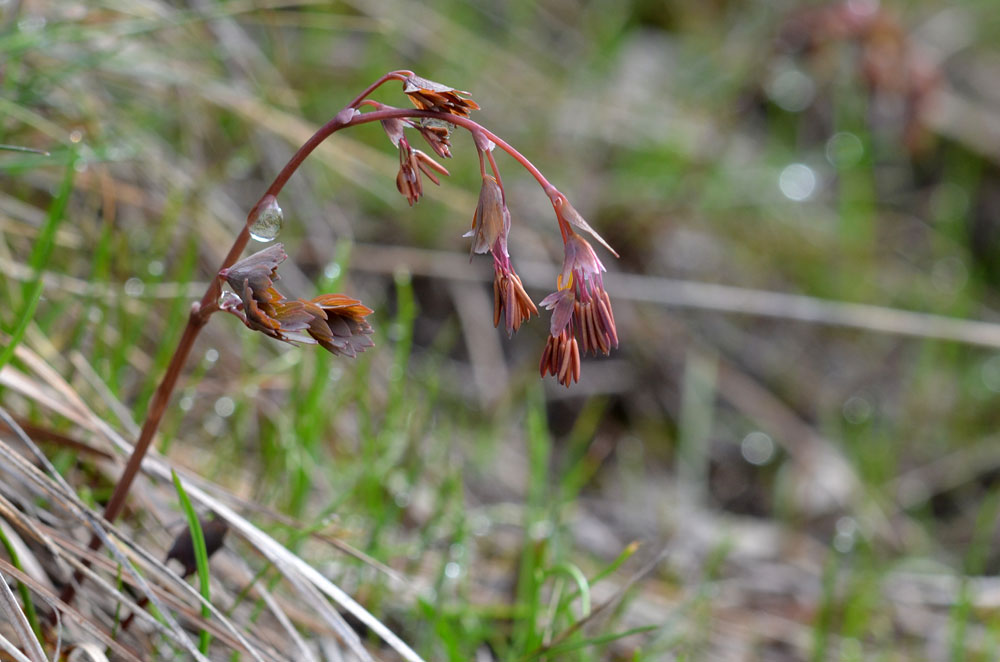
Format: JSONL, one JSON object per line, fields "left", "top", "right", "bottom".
{"left": 219, "top": 244, "right": 374, "bottom": 357}
{"left": 539, "top": 228, "right": 619, "bottom": 387}
{"left": 464, "top": 154, "right": 537, "bottom": 337}
{"left": 374, "top": 74, "right": 620, "bottom": 383}
{"left": 396, "top": 136, "right": 450, "bottom": 206}
{"left": 231, "top": 73, "right": 616, "bottom": 383}
{"left": 375, "top": 80, "right": 540, "bottom": 338}
{"left": 378, "top": 113, "right": 451, "bottom": 207}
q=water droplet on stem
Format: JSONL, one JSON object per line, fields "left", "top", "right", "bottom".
{"left": 249, "top": 196, "right": 283, "bottom": 242}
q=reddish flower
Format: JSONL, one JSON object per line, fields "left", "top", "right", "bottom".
{"left": 541, "top": 233, "right": 616, "bottom": 347}
{"left": 378, "top": 105, "right": 452, "bottom": 158}
{"left": 538, "top": 230, "right": 618, "bottom": 386}
{"left": 573, "top": 289, "right": 617, "bottom": 356}
{"left": 219, "top": 243, "right": 285, "bottom": 296}
{"left": 464, "top": 175, "right": 507, "bottom": 256}
{"left": 559, "top": 233, "right": 605, "bottom": 295}
{"left": 219, "top": 245, "right": 374, "bottom": 357}
{"left": 402, "top": 74, "right": 480, "bottom": 117}
{"left": 241, "top": 284, "right": 317, "bottom": 343}
{"left": 539, "top": 287, "right": 575, "bottom": 337}
{"left": 461, "top": 170, "right": 534, "bottom": 335}
{"left": 396, "top": 137, "right": 450, "bottom": 206}
{"left": 492, "top": 254, "right": 537, "bottom": 337}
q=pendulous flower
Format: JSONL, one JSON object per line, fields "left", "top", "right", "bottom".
{"left": 539, "top": 230, "right": 618, "bottom": 387}
{"left": 219, "top": 242, "right": 285, "bottom": 297}
{"left": 219, "top": 244, "right": 374, "bottom": 357}
{"left": 492, "top": 253, "right": 537, "bottom": 337}
{"left": 396, "top": 137, "right": 450, "bottom": 206}
{"left": 402, "top": 74, "right": 480, "bottom": 117}
{"left": 464, "top": 174, "right": 507, "bottom": 256}
{"left": 377, "top": 104, "right": 452, "bottom": 159}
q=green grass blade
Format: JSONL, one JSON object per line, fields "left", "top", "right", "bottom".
{"left": 171, "top": 470, "right": 213, "bottom": 655}
{"left": 589, "top": 541, "right": 640, "bottom": 586}
{"left": 0, "top": 279, "right": 44, "bottom": 373}
{"left": 543, "top": 562, "right": 591, "bottom": 618}
{"left": 530, "top": 625, "right": 660, "bottom": 659}
{"left": 20, "top": 152, "right": 75, "bottom": 305}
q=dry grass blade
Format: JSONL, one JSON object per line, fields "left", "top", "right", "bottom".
{"left": 3, "top": 342, "right": 418, "bottom": 660}
{"left": 156, "top": 478, "right": 413, "bottom": 662}
{"left": 175, "top": 477, "right": 409, "bottom": 589}
{"left": 0, "top": 434, "right": 273, "bottom": 662}
{"left": 68, "top": 352, "right": 141, "bottom": 437}
{"left": 0, "top": 418, "right": 112, "bottom": 462}
{"left": 224, "top": 556, "right": 317, "bottom": 662}
{"left": 0, "top": 412, "right": 212, "bottom": 662}
{"left": 0, "top": 366, "right": 91, "bottom": 431}
{"left": 77, "top": 412, "right": 416, "bottom": 661}
{"left": 0, "top": 495, "right": 69, "bottom": 592}
{"left": 114, "top": 457, "right": 420, "bottom": 662}
{"left": 6, "top": 509, "right": 278, "bottom": 662}
{"left": 67, "top": 643, "right": 108, "bottom": 662}
{"left": 0, "top": 570, "right": 47, "bottom": 662}
{"left": 0, "top": 632, "right": 35, "bottom": 662}
{"left": 0, "top": 559, "right": 143, "bottom": 662}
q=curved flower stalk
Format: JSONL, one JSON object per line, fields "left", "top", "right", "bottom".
{"left": 68, "top": 69, "right": 620, "bottom": 613}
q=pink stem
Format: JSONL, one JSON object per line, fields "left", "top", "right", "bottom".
{"left": 485, "top": 149, "right": 506, "bottom": 205}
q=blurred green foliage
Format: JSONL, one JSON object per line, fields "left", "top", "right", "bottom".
{"left": 4, "top": 0, "right": 1000, "bottom": 659}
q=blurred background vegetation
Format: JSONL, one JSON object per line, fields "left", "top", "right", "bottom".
{"left": 4, "top": 0, "right": 1000, "bottom": 660}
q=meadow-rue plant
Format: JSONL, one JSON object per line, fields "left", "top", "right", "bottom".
{"left": 63, "top": 69, "right": 619, "bottom": 605}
